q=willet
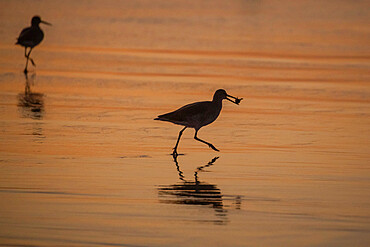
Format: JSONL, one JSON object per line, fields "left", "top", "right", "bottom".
{"left": 16, "top": 16, "right": 51, "bottom": 74}
{"left": 155, "top": 89, "right": 242, "bottom": 156}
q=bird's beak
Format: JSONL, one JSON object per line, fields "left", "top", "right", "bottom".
{"left": 41, "top": 20, "right": 52, "bottom": 26}
{"left": 226, "top": 94, "right": 243, "bottom": 105}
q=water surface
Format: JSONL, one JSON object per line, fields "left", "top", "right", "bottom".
{"left": 0, "top": 0, "right": 369, "bottom": 246}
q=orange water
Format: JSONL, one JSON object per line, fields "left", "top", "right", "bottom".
{"left": 0, "top": 0, "right": 369, "bottom": 246}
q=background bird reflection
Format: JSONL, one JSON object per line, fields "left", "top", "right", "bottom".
{"left": 17, "top": 73, "right": 45, "bottom": 142}
{"left": 17, "top": 73, "right": 44, "bottom": 120}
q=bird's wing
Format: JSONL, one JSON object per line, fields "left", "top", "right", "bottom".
{"left": 156, "top": 101, "right": 211, "bottom": 126}
{"left": 17, "top": 27, "right": 32, "bottom": 44}
{"left": 16, "top": 27, "right": 43, "bottom": 47}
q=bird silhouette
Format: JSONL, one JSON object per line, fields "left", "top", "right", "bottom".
{"left": 16, "top": 16, "right": 51, "bottom": 74}
{"left": 155, "top": 89, "right": 243, "bottom": 156}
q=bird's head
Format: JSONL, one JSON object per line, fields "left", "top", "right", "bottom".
{"left": 31, "top": 16, "right": 52, "bottom": 26}
{"left": 213, "top": 89, "right": 243, "bottom": 105}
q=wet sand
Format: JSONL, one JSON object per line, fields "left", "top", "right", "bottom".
{"left": 0, "top": 0, "right": 370, "bottom": 246}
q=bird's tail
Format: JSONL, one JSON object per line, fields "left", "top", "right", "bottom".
{"left": 154, "top": 114, "right": 171, "bottom": 121}
{"left": 154, "top": 112, "right": 178, "bottom": 122}
{"left": 154, "top": 112, "right": 171, "bottom": 121}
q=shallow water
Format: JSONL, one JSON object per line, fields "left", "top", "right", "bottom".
{"left": 0, "top": 0, "right": 370, "bottom": 246}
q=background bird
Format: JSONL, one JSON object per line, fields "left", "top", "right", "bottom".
{"left": 16, "top": 15, "right": 51, "bottom": 74}
{"left": 155, "top": 89, "right": 243, "bottom": 156}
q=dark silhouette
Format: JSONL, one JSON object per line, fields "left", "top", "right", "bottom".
{"left": 158, "top": 156, "right": 228, "bottom": 224}
{"left": 155, "top": 89, "right": 243, "bottom": 156}
{"left": 17, "top": 73, "right": 44, "bottom": 120}
{"left": 16, "top": 16, "right": 51, "bottom": 74}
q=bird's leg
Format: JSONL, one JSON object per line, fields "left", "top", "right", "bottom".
{"left": 194, "top": 130, "right": 219, "bottom": 152}
{"left": 172, "top": 126, "right": 187, "bottom": 157}
{"left": 24, "top": 47, "right": 29, "bottom": 74}
{"left": 27, "top": 48, "right": 35, "bottom": 66}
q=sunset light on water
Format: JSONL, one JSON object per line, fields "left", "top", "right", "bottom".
{"left": 0, "top": 1, "right": 369, "bottom": 246}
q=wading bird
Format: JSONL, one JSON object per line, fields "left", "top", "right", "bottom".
{"left": 155, "top": 89, "right": 242, "bottom": 156}
{"left": 16, "top": 16, "right": 51, "bottom": 74}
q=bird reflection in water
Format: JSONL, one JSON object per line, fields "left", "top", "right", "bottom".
{"left": 17, "top": 73, "right": 44, "bottom": 120}
{"left": 17, "top": 73, "right": 45, "bottom": 141}
{"left": 158, "top": 156, "right": 230, "bottom": 225}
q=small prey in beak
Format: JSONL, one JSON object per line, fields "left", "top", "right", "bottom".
{"left": 226, "top": 94, "right": 243, "bottom": 105}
